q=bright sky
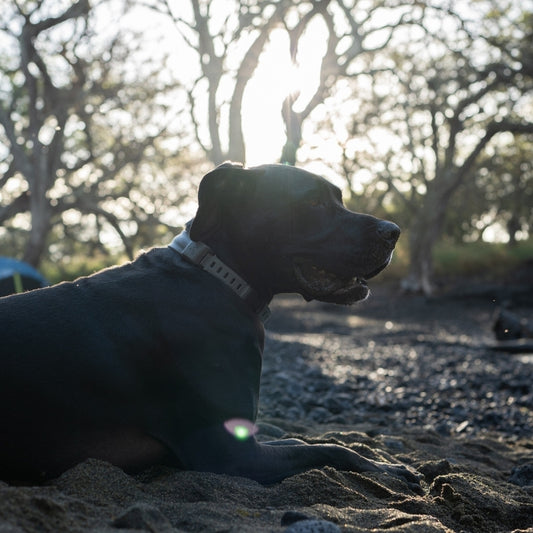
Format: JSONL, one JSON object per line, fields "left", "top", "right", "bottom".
{"left": 118, "top": 2, "right": 326, "bottom": 168}
{"left": 242, "top": 25, "right": 326, "bottom": 166}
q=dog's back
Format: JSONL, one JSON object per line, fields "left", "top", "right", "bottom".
{"left": 0, "top": 248, "right": 263, "bottom": 481}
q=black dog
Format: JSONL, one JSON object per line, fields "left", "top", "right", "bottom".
{"left": 0, "top": 162, "right": 421, "bottom": 489}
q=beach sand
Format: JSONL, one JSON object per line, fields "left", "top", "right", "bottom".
{"left": 1, "top": 281, "right": 532, "bottom": 532}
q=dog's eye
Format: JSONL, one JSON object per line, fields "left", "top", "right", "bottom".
{"left": 309, "top": 198, "right": 326, "bottom": 208}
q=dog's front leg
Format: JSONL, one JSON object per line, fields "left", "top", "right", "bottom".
{"left": 257, "top": 438, "right": 423, "bottom": 490}
{"left": 176, "top": 427, "right": 423, "bottom": 492}
{"left": 253, "top": 440, "right": 424, "bottom": 493}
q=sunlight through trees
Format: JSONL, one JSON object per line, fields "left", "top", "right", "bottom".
{"left": 1, "top": 0, "right": 532, "bottom": 292}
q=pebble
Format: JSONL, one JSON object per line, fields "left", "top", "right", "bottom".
{"left": 281, "top": 511, "right": 313, "bottom": 526}
{"left": 382, "top": 437, "right": 406, "bottom": 452}
{"left": 509, "top": 464, "right": 533, "bottom": 487}
{"left": 260, "top": 298, "right": 533, "bottom": 439}
{"left": 308, "top": 407, "right": 332, "bottom": 422}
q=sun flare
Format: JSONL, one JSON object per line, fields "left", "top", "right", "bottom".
{"left": 243, "top": 27, "right": 325, "bottom": 166}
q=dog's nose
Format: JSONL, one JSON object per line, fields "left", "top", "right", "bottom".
{"left": 377, "top": 220, "right": 401, "bottom": 245}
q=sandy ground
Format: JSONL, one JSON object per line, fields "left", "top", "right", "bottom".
{"left": 1, "top": 279, "right": 532, "bottom": 532}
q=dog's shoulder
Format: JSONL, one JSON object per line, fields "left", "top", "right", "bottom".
{"left": 140, "top": 246, "right": 266, "bottom": 336}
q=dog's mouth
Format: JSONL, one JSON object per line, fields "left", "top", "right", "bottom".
{"left": 294, "top": 258, "right": 390, "bottom": 305}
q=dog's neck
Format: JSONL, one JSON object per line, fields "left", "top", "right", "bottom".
{"left": 169, "top": 230, "right": 271, "bottom": 322}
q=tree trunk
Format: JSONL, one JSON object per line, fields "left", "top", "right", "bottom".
{"left": 227, "top": 5, "right": 285, "bottom": 164}
{"left": 507, "top": 216, "right": 520, "bottom": 247}
{"left": 23, "top": 201, "right": 50, "bottom": 268}
{"left": 401, "top": 223, "right": 439, "bottom": 296}
{"left": 23, "top": 161, "right": 51, "bottom": 268}
{"left": 401, "top": 182, "right": 451, "bottom": 295}
{"left": 280, "top": 93, "right": 302, "bottom": 165}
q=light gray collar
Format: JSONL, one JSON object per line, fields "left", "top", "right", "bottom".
{"left": 169, "top": 230, "right": 270, "bottom": 322}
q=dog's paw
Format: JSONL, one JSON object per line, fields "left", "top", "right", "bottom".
{"left": 376, "top": 462, "right": 425, "bottom": 494}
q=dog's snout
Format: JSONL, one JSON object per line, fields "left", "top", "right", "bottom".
{"left": 377, "top": 220, "right": 400, "bottom": 245}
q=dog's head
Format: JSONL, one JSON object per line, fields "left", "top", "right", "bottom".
{"left": 189, "top": 162, "right": 400, "bottom": 304}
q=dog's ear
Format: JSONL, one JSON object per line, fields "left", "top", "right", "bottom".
{"left": 190, "top": 161, "right": 252, "bottom": 242}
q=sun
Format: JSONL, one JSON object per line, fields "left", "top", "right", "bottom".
{"left": 242, "top": 26, "right": 325, "bottom": 166}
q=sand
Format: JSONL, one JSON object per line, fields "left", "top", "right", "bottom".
{"left": 1, "top": 282, "right": 532, "bottom": 532}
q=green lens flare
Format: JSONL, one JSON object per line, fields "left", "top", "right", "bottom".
{"left": 224, "top": 418, "right": 257, "bottom": 441}
{"left": 234, "top": 425, "right": 250, "bottom": 440}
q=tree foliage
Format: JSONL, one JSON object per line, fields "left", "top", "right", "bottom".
{"left": 142, "top": 0, "right": 428, "bottom": 165}
{"left": 0, "top": 0, "right": 188, "bottom": 266}
{"left": 462, "top": 137, "right": 533, "bottom": 245}
{"left": 306, "top": 0, "right": 533, "bottom": 293}
{"left": 1, "top": 0, "right": 531, "bottom": 290}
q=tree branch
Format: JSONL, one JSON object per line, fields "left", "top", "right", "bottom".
{"left": 0, "top": 106, "right": 33, "bottom": 178}
{"left": 228, "top": 2, "right": 288, "bottom": 162}
{"left": 453, "top": 120, "right": 533, "bottom": 192}
{"left": 0, "top": 191, "right": 30, "bottom": 224}
{"left": 29, "top": 0, "right": 89, "bottom": 36}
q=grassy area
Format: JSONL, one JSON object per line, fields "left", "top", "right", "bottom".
{"left": 39, "top": 239, "right": 533, "bottom": 285}
{"left": 377, "top": 237, "right": 533, "bottom": 282}
{"left": 433, "top": 239, "right": 533, "bottom": 279}
{"left": 41, "top": 253, "right": 128, "bottom": 285}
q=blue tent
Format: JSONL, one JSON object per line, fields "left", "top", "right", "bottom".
{"left": 0, "top": 257, "right": 49, "bottom": 297}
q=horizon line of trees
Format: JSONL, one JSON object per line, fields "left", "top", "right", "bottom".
{"left": 1, "top": 0, "right": 532, "bottom": 294}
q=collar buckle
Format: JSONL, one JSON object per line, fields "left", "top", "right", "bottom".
{"left": 181, "top": 241, "right": 211, "bottom": 265}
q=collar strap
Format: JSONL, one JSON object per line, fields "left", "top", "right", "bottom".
{"left": 169, "top": 231, "right": 271, "bottom": 322}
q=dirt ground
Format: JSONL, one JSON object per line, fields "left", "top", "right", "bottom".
{"left": 1, "top": 277, "right": 532, "bottom": 532}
